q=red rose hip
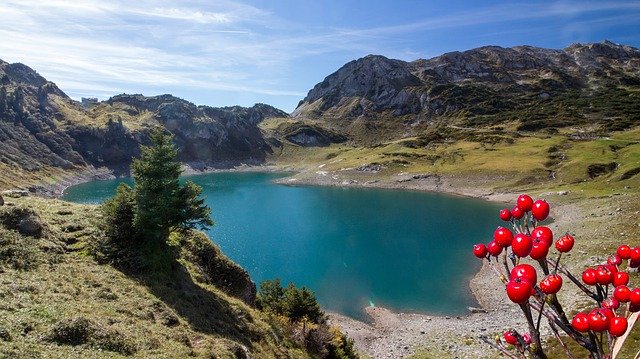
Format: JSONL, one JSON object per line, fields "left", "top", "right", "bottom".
{"left": 588, "top": 309, "right": 610, "bottom": 332}
{"left": 531, "top": 199, "right": 550, "bottom": 221}
{"left": 516, "top": 194, "right": 533, "bottom": 212}
{"left": 613, "top": 272, "right": 629, "bottom": 287}
{"left": 506, "top": 277, "right": 533, "bottom": 303}
{"left": 503, "top": 330, "right": 518, "bottom": 345}
{"left": 555, "top": 234, "right": 575, "bottom": 253}
{"left": 582, "top": 268, "right": 598, "bottom": 286}
{"left": 609, "top": 317, "right": 628, "bottom": 337}
{"left": 540, "top": 274, "right": 563, "bottom": 294}
{"left": 596, "top": 265, "right": 613, "bottom": 285}
{"left": 473, "top": 244, "right": 488, "bottom": 258}
{"left": 487, "top": 241, "right": 503, "bottom": 257}
{"left": 511, "top": 206, "right": 524, "bottom": 220}
{"left": 494, "top": 227, "right": 514, "bottom": 247}
{"left": 630, "top": 288, "right": 640, "bottom": 306}
{"left": 499, "top": 209, "right": 512, "bottom": 222}
{"left": 529, "top": 238, "right": 549, "bottom": 260}
{"left": 571, "top": 312, "right": 590, "bottom": 332}
{"left": 510, "top": 264, "right": 538, "bottom": 285}
{"left": 614, "top": 286, "right": 631, "bottom": 302}
{"left": 617, "top": 244, "right": 631, "bottom": 259}
{"left": 511, "top": 234, "right": 533, "bottom": 257}
{"left": 531, "top": 226, "right": 553, "bottom": 248}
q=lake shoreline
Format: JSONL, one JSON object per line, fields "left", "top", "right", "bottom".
{"left": 43, "top": 163, "right": 578, "bottom": 358}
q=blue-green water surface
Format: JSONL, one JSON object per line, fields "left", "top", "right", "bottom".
{"left": 63, "top": 172, "right": 501, "bottom": 319}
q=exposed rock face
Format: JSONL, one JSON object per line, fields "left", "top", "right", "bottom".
{"left": 294, "top": 41, "right": 640, "bottom": 121}
{"left": 0, "top": 60, "right": 289, "bottom": 184}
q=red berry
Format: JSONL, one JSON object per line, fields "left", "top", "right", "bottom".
{"left": 531, "top": 226, "right": 553, "bottom": 248}
{"left": 617, "top": 244, "right": 631, "bottom": 259}
{"left": 512, "top": 234, "right": 533, "bottom": 257}
{"left": 506, "top": 277, "right": 533, "bottom": 303}
{"left": 540, "top": 274, "right": 563, "bottom": 294}
{"left": 510, "top": 264, "right": 538, "bottom": 285}
{"left": 608, "top": 255, "right": 622, "bottom": 266}
{"left": 596, "top": 265, "right": 613, "bottom": 285}
{"left": 531, "top": 199, "right": 550, "bottom": 221}
{"left": 631, "top": 247, "right": 640, "bottom": 261}
{"left": 630, "top": 288, "right": 640, "bottom": 306}
{"left": 499, "top": 209, "right": 512, "bottom": 222}
{"left": 503, "top": 330, "right": 518, "bottom": 345}
{"left": 529, "top": 238, "right": 549, "bottom": 260}
{"left": 614, "top": 286, "right": 631, "bottom": 302}
{"left": 522, "top": 333, "right": 531, "bottom": 345}
{"left": 494, "top": 227, "right": 514, "bottom": 247}
{"left": 582, "top": 268, "right": 598, "bottom": 286}
{"left": 609, "top": 317, "right": 628, "bottom": 337}
{"left": 630, "top": 303, "right": 640, "bottom": 313}
{"left": 473, "top": 244, "right": 488, "bottom": 258}
{"left": 571, "top": 312, "right": 590, "bottom": 332}
{"left": 630, "top": 259, "right": 640, "bottom": 268}
{"left": 487, "top": 241, "right": 503, "bottom": 257}
{"left": 517, "top": 194, "right": 533, "bottom": 212}
{"left": 613, "top": 272, "right": 629, "bottom": 287}
{"left": 588, "top": 309, "right": 610, "bottom": 332}
{"left": 555, "top": 234, "right": 575, "bottom": 253}
{"left": 511, "top": 206, "right": 524, "bottom": 220}
{"left": 602, "top": 297, "right": 620, "bottom": 310}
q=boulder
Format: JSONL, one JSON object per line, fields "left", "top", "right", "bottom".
{"left": 18, "top": 215, "right": 44, "bottom": 238}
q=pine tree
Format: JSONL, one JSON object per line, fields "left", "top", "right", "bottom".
{"left": 131, "top": 129, "right": 212, "bottom": 241}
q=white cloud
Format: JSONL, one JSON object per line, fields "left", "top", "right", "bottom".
{"left": 0, "top": 0, "right": 638, "bottom": 111}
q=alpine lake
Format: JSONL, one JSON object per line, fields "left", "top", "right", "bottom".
{"left": 63, "top": 172, "right": 502, "bottom": 319}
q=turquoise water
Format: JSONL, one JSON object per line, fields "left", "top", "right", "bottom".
{"left": 63, "top": 172, "right": 502, "bottom": 319}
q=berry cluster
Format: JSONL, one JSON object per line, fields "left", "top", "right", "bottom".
{"left": 569, "top": 244, "right": 640, "bottom": 339}
{"left": 473, "top": 194, "right": 638, "bottom": 359}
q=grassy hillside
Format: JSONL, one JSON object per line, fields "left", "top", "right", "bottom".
{"left": 0, "top": 196, "right": 314, "bottom": 358}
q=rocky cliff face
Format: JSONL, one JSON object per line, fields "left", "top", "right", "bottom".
{"left": 0, "top": 60, "right": 288, "bottom": 188}
{"left": 294, "top": 41, "right": 640, "bottom": 127}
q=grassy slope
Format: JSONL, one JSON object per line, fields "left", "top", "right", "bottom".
{"left": 0, "top": 197, "right": 309, "bottom": 358}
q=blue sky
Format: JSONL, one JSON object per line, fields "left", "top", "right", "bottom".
{"left": 1, "top": 1, "right": 639, "bottom": 112}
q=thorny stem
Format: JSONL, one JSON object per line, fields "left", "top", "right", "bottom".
{"left": 520, "top": 303, "right": 548, "bottom": 359}
{"left": 588, "top": 331, "right": 605, "bottom": 359}
{"left": 548, "top": 259, "right": 600, "bottom": 301}
{"left": 553, "top": 253, "right": 563, "bottom": 274}
{"left": 487, "top": 257, "right": 508, "bottom": 284}
{"left": 528, "top": 301, "right": 598, "bottom": 354}
{"left": 549, "top": 321, "right": 577, "bottom": 359}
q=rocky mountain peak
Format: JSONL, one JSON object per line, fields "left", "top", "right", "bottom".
{"left": 294, "top": 42, "right": 640, "bottom": 120}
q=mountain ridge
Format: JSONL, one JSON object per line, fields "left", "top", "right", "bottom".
{"left": 293, "top": 40, "right": 640, "bottom": 128}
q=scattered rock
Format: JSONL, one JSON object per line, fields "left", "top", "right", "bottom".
{"left": 0, "top": 327, "right": 11, "bottom": 341}
{"left": 557, "top": 190, "right": 569, "bottom": 195}
{"left": 467, "top": 306, "right": 488, "bottom": 314}
{"left": 1, "top": 190, "right": 29, "bottom": 198}
{"left": 0, "top": 194, "right": 3, "bottom": 206}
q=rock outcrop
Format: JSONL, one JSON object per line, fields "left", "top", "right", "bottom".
{"left": 0, "top": 60, "right": 289, "bottom": 186}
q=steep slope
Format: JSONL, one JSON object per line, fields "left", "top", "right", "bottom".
{"left": 0, "top": 60, "right": 288, "bottom": 190}
{"left": 0, "top": 196, "right": 310, "bottom": 358}
{"left": 293, "top": 41, "right": 640, "bottom": 143}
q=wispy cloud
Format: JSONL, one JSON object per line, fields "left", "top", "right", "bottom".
{"left": 0, "top": 0, "right": 638, "bottom": 111}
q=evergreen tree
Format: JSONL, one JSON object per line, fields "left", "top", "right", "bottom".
{"left": 131, "top": 129, "right": 213, "bottom": 240}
